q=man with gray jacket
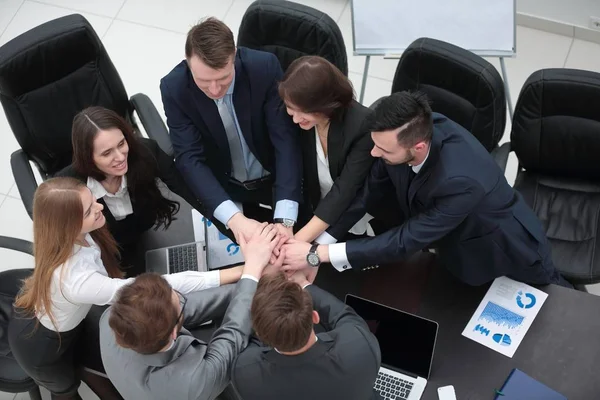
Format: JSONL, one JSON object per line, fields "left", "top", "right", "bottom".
{"left": 99, "top": 223, "right": 281, "bottom": 400}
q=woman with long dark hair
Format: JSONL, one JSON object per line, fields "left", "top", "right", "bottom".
{"left": 59, "top": 106, "right": 202, "bottom": 276}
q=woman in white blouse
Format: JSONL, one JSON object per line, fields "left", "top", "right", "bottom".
{"left": 8, "top": 177, "right": 242, "bottom": 400}
{"left": 278, "top": 56, "right": 376, "bottom": 244}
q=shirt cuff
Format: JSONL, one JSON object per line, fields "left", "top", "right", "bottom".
{"left": 314, "top": 231, "right": 338, "bottom": 245}
{"left": 241, "top": 274, "right": 259, "bottom": 283}
{"left": 273, "top": 200, "right": 298, "bottom": 221}
{"left": 302, "top": 283, "right": 312, "bottom": 289}
{"left": 214, "top": 200, "right": 241, "bottom": 227}
{"left": 328, "top": 243, "right": 352, "bottom": 272}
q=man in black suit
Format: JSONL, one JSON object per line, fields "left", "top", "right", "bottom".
{"left": 283, "top": 91, "right": 570, "bottom": 287}
{"left": 232, "top": 272, "right": 381, "bottom": 400}
{"left": 160, "top": 17, "right": 302, "bottom": 243}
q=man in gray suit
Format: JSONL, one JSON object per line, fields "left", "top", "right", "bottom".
{"left": 99, "top": 223, "right": 281, "bottom": 400}
{"left": 232, "top": 272, "right": 382, "bottom": 400}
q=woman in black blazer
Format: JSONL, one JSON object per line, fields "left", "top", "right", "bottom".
{"left": 278, "top": 56, "right": 375, "bottom": 244}
{"left": 58, "top": 106, "right": 202, "bottom": 277}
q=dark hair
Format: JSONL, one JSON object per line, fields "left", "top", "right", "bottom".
{"left": 278, "top": 56, "right": 354, "bottom": 119}
{"left": 185, "top": 17, "right": 235, "bottom": 69}
{"left": 368, "top": 91, "right": 433, "bottom": 147}
{"left": 109, "top": 273, "right": 177, "bottom": 354}
{"left": 71, "top": 106, "right": 179, "bottom": 230}
{"left": 251, "top": 273, "right": 314, "bottom": 352}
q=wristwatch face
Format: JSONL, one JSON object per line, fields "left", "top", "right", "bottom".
{"left": 307, "top": 252, "right": 320, "bottom": 267}
{"left": 282, "top": 218, "right": 294, "bottom": 228}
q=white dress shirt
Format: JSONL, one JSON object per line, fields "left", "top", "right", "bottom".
{"left": 87, "top": 176, "right": 133, "bottom": 221}
{"left": 314, "top": 129, "right": 373, "bottom": 236}
{"left": 37, "top": 234, "right": 221, "bottom": 332}
{"left": 319, "top": 149, "right": 431, "bottom": 272}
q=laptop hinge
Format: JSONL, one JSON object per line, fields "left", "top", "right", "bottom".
{"left": 384, "top": 365, "right": 418, "bottom": 379}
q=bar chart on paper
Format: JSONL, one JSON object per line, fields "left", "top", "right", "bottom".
{"left": 462, "top": 277, "right": 547, "bottom": 357}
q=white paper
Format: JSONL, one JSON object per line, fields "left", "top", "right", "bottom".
{"left": 191, "top": 208, "right": 245, "bottom": 270}
{"left": 462, "top": 277, "right": 548, "bottom": 358}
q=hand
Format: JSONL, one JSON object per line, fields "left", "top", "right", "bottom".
{"left": 239, "top": 223, "right": 279, "bottom": 278}
{"left": 282, "top": 239, "right": 312, "bottom": 273}
{"left": 228, "top": 213, "right": 262, "bottom": 244}
{"left": 288, "top": 270, "right": 310, "bottom": 287}
{"left": 270, "top": 223, "right": 293, "bottom": 264}
{"left": 263, "top": 236, "right": 287, "bottom": 275}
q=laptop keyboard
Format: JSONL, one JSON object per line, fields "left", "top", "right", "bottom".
{"left": 168, "top": 244, "right": 198, "bottom": 273}
{"left": 374, "top": 371, "right": 414, "bottom": 400}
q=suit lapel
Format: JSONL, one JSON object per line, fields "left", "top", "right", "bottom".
{"left": 303, "top": 128, "right": 321, "bottom": 209}
{"left": 327, "top": 116, "right": 344, "bottom": 180}
{"left": 408, "top": 129, "right": 442, "bottom": 206}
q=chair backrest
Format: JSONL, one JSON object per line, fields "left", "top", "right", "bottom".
{"left": 0, "top": 14, "right": 130, "bottom": 178}
{"left": 392, "top": 38, "right": 506, "bottom": 152}
{"left": 237, "top": 0, "right": 348, "bottom": 75}
{"left": 512, "top": 68, "right": 600, "bottom": 179}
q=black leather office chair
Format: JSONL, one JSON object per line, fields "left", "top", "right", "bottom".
{"left": 0, "top": 237, "right": 40, "bottom": 400}
{"left": 237, "top": 0, "right": 348, "bottom": 75}
{"left": 497, "top": 68, "right": 600, "bottom": 285}
{"left": 388, "top": 37, "right": 507, "bottom": 156}
{"left": 0, "top": 14, "right": 170, "bottom": 218}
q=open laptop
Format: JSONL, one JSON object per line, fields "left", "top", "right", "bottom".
{"left": 345, "top": 294, "right": 439, "bottom": 400}
{"left": 145, "top": 239, "right": 207, "bottom": 275}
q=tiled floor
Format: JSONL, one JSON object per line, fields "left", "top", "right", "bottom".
{"left": 0, "top": 0, "right": 600, "bottom": 398}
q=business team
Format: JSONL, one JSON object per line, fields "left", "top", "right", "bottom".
{"left": 8, "top": 14, "right": 572, "bottom": 400}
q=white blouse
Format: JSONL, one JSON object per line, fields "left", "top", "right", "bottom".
{"left": 36, "top": 234, "right": 220, "bottom": 332}
{"left": 87, "top": 176, "right": 133, "bottom": 221}
{"left": 314, "top": 128, "right": 374, "bottom": 236}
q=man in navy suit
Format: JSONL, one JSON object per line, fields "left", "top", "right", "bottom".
{"left": 160, "top": 18, "right": 302, "bottom": 243}
{"left": 283, "top": 91, "right": 570, "bottom": 287}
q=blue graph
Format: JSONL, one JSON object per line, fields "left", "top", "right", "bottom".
{"left": 493, "top": 333, "right": 512, "bottom": 346}
{"left": 478, "top": 302, "right": 524, "bottom": 329}
{"left": 473, "top": 324, "right": 490, "bottom": 336}
{"left": 516, "top": 291, "right": 536, "bottom": 309}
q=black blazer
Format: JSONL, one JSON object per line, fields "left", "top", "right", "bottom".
{"left": 329, "top": 113, "right": 558, "bottom": 286}
{"left": 232, "top": 284, "right": 382, "bottom": 400}
{"left": 301, "top": 101, "right": 374, "bottom": 226}
{"left": 160, "top": 47, "right": 302, "bottom": 215}
{"left": 57, "top": 138, "right": 201, "bottom": 253}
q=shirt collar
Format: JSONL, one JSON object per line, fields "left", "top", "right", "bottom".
{"left": 411, "top": 147, "right": 431, "bottom": 174}
{"left": 274, "top": 335, "right": 318, "bottom": 354}
{"left": 86, "top": 176, "right": 128, "bottom": 199}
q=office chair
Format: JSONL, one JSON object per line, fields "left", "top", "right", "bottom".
{"left": 0, "top": 237, "right": 40, "bottom": 400}
{"left": 237, "top": 0, "right": 348, "bottom": 75}
{"left": 0, "top": 14, "right": 170, "bottom": 218}
{"left": 384, "top": 37, "right": 507, "bottom": 159}
{"left": 496, "top": 68, "right": 600, "bottom": 286}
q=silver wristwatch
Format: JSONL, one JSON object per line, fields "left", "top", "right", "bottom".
{"left": 274, "top": 218, "right": 295, "bottom": 228}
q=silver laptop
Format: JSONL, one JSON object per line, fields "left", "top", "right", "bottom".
{"left": 145, "top": 240, "right": 207, "bottom": 275}
{"left": 345, "top": 294, "right": 439, "bottom": 400}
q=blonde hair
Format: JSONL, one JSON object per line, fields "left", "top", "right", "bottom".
{"left": 15, "top": 177, "right": 122, "bottom": 331}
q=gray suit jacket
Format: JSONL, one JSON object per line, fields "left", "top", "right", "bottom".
{"left": 231, "top": 284, "right": 382, "bottom": 400}
{"left": 100, "top": 279, "right": 257, "bottom": 400}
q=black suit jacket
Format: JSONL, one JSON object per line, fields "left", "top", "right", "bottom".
{"left": 160, "top": 47, "right": 302, "bottom": 215}
{"left": 329, "top": 113, "right": 557, "bottom": 286}
{"left": 232, "top": 284, "right": 381, "bottom": 400}
{"left": 302, "top": 101, "right": 374, "bottom": 225}
{"left": 57, "top": 138, "right": 201, "bottom": 253}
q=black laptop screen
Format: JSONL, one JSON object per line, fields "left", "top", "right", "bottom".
{"left": 345, "top": 295, "right": 437, "bottom": 379}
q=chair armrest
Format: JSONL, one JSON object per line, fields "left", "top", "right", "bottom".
{"left": 10, "top": 149, "right": 37, "bottom": 219}
{"left": 0, "top": 236, "right": 33, "bottom": 256}
{"left": 130, "top": 93, "right": 173, "bottom": 157}
{"left": 491, "top": 142, "right": 511, "bottom": 172}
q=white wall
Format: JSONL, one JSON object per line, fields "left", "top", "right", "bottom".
{"left": 518, "top": 0, "right": 600, "bottom": 29}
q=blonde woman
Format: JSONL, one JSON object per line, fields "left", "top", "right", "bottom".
{"left": 8, "top": 177, "right": 242, "bottom": 400}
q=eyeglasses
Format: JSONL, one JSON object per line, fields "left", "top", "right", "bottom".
{"left": 172, "top": 290, "right": 187, "bottom": 331}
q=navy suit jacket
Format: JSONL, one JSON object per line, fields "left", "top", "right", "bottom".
{"left": 160, "top": 47, "right": 302, "bottom": 215}
{"left": 328, "top": 113, "right": 556, "bottom": 286}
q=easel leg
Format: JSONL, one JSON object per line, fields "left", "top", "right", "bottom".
{"left": 499, "top": 57, "right": 514, "bottom": 121}
{"left": 359, "top": 56, "right": 371, "bottom": 104}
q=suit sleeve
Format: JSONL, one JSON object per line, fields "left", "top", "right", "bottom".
{"left": 326, "top": 159, "right": 392, "bottom": 239}
{"left": 314, "top": 122, "right": 375, "bottom": 225}
{"left": 188, "top": 279, "right": 257, "bottom": 400}
{"left": 263, "top": 55, "right": 303, "bottom": 206}
{"left": 160, "top": 80, "right": 232, "bottom": 216}
{"left": 346, "top": 176, "right": 485, "bottom": 267}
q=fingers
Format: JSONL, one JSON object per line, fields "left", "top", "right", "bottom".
{"left": 272, "top": 247, "right": 285, "bottom": 268}
{"left": 253, "top": 222, "right": 269, "bottom": 237}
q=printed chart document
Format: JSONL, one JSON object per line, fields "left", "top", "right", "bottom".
{"left": 462, "top": 277, "right": 548, "bottom": 358}
{"left": 191, "top": 208, "right": 244, "bottom": 269}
